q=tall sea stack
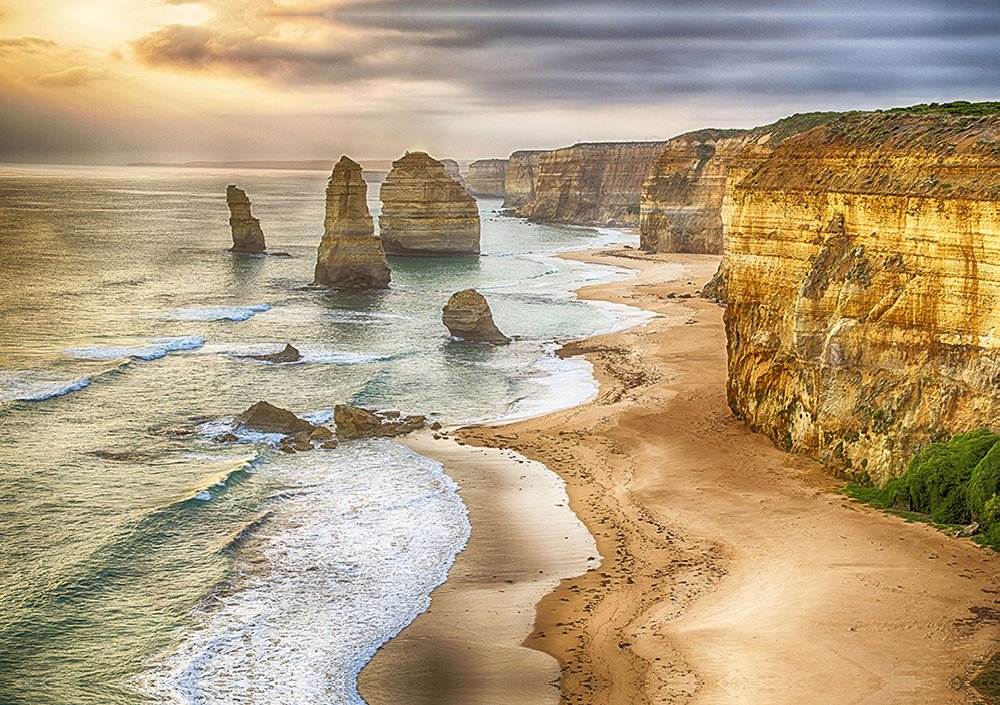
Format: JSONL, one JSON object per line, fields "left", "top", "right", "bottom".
{"left": 378, "top": 152, "right": 481, "bottom": 256}
{"left": 313, "top": 156, "right": 391, "bottom": 290}
{"left": 226, "top": 185, "right": 267, "bottom": 254}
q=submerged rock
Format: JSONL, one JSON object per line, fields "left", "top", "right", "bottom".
{"left": 378, "top": 152, "right": 480, "bottom": 256}
{"left": 88, "top": 449, "right": 154, "bottom": 462}
{"left": 314, "top": 156, "right": 392, "bottom": 289}
{"left": 442, "top": 289, "right": 510, "bottom": 344}
{"left": 334, "top": 404, "right": 426, "bottom": 440}
{"left": 240, "top": 343, "right": 302, "bottom": 363}
{"left": 226, "top": 185, "right": 267, "bottom": 254}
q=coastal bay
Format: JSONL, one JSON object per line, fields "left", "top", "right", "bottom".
{"left": 369, "top": 246, "right": 999, "bottom": 704}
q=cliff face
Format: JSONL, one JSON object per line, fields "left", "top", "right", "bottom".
{"left": 640, "top": 114, "right": 840, "bottom": 254}
{"left": 226, "top": 185, "right": 266, "bottom": 253}
{"left": 503, "top": 150, "right": 544, "bottom": 208}
{"left": 639, "top": 130, "right": 749, "bottom": 253}
{"left": 465, "top": 159, "right": 507, "bottom": 198}
{"left": 724, "top": 110, "right": 1000, "bottom": 481}
{"left": 314, "top": 156, "right": 391, "bottom": 289}
{"left": 378, "top": 152, "right": 481, "bottom": 256}
{"left": 514, "top": 142, "right": 666, "bottom": 227}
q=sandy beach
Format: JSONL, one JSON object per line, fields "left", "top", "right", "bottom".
{"left": 362, "top": 247, "right": 999, "bottom": 705}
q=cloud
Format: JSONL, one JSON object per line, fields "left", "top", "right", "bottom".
{"left": 125, "top": 0, "right": 1000, "bottom": 109}
{"left": 0, "top": 36, "right": 58, "bottom": 54}
{"left": 34, "top": 65, "right": 113, "bottom": 87}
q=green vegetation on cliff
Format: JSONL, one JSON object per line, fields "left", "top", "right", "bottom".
{"left": 848, "top": 429, "right": 1000, "bottom": 550}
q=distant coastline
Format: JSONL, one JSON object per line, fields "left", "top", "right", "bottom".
{"left": 126, "top": 159, "right": 391, "bottom": 181}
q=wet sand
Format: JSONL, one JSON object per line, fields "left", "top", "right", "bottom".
{"left": 358, "top": 433, "right": 597, "bottom": 705}
{"left": 362, "top": 247, "right": 999, "bottom": 705}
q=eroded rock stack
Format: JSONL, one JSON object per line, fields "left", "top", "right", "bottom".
{"left": 314, "top": 156, "right": 391, "bottom": 289}
{"left": 226, "top": 185, "right": 267, "bottom": 254}
{"left": 511, "top": 142, "right": 666, "bottom": 227}
{"left": 439, "top": 158, "right": 465, "bottom": 186}
{"left": 466, "top": 159, "right": 507, "bottom": 197}
{"left": 724, "top": 108, "right": 1000, "bottom": 481}
{"left": 442, "top": 289, "right": 511, "bottom": 344}
{"left": 379, "top": 152, "right": 481, "bottom": 256}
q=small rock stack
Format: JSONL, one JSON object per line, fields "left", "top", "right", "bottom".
{"left": 226, "top": 185, "right": 267, "bottom": 254}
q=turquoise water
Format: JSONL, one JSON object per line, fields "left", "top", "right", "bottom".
{"left": 0, "top": 165, "right": 633, "bottom": 705}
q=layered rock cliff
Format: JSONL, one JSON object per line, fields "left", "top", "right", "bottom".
{"left": 226, "top": 185, "right": 266, "bottom": 254}
{"left": 513, "top": 142, "right": 667, "bottom": 227}
{"left": 378, "top": 152, "right": 481, "bottom": 256}
{"left": 503, "top": 150, "right": 544, "bottom": 209}
{"left": 724, "top": 108, "right": 1000, "bottom": 481}
{"left": 640, "top": 114, "right": 839, "bottom": 253}
{"left": 314, "top": 156, "right": 391, "bottom": 289}
{"left": 465, "top": 159, "right": 507, "bottom": 198}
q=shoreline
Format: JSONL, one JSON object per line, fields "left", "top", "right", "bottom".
{"left": 357, "top": 432, "right": 597, "bottom": 705}
{"left": 360, "top": 245, "right": 999, "bottom": 705}
{"left": 462, "top": 247, "right": 1000, "bottom": 705}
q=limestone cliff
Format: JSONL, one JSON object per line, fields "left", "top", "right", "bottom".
{"left": 640, "top": 114, "right": 839, "bottom": 254}
{"left": 724, "top": 108, "right": 1000, "bottom": 481}
{"left": 466, "top": 159, "right": 507, "bottom": 198}
{"left": 639, "top": 130, "right": 747, "bottom": 253}
{"left": 513, "top": 142, "right": 666, "bottom": 227}
{"left": 226, "top": 185, "right": 266, "bottom": 254}
{"left": 378, "top": 152, "right": 481, "bottom": 256}
{"left": 503, "top": 150, "right": 544, "bottom": 209}
{"left": 314, "top": 156, "right": 391, "bottom": 289}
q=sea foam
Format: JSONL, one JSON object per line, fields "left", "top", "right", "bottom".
{"left": 156, "top": 304, "right": 270, "bottom": 322}
{"left": 136, "top": 440, "right": 470, "bottom": 705}
{"left": 0, "top": 370, "right": 91, "bottom": 403}
{"left": 67, "top": 336, "right": 206, "bottom": 361}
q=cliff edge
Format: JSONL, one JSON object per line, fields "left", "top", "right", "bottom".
{"left": 723, "top": 105, "right": 1000, "bottom": 481}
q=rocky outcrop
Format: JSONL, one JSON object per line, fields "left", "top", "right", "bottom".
{"left": 723, "top": 108, "right": 1000, "bottom": 482}
{"left": 334, "top": 405, "right": 426, "bottom": 439}
{"left": 233, "top": 401, "right": 337, "bottom": 452}
{"left": 226, "top": 185, "right": 267, "bottom": 253}
{"left": 512, "top": 142, "right": 667, "bottom": 226}
{"left": 240, "top": 344, "right": 302, "bottom": 363}
{"left": 442, "top": 289, "right": 511, "bottom": 344}
{"left": 465, "top": 159, "right": 507, "bottom": 197}
{"left": 503, "top": 150, "right": 545, "bottom": 209}
{"left": 378, "top": 152, "right": 481, "bottom": 256}
{"left": 314, "top": 156, "right": 391, "bottom": 289}
{"left": 701, "top": 262, "right": 727, "bottom": 304}
{"left": 237, "top": 400, "right": 317, "bottom": 435}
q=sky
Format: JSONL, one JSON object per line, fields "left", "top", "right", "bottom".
{"left": 0, "top": 0, "right": 998, "bottom": 164}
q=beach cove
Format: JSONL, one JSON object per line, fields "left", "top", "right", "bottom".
{"left": 363, "top": 247, "right": 1000, "bottom": 705}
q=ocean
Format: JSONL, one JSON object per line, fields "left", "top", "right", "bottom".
{"left": 0, "top": 164, "right": 635, "bottom": 705}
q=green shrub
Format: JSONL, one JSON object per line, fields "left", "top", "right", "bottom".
{"left": 847, "top": 428, "right": 1000, "bottom": 550}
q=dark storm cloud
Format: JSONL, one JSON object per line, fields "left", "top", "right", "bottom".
{"left": 131, "top": 0, "right": 1000, "bottom": 105}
